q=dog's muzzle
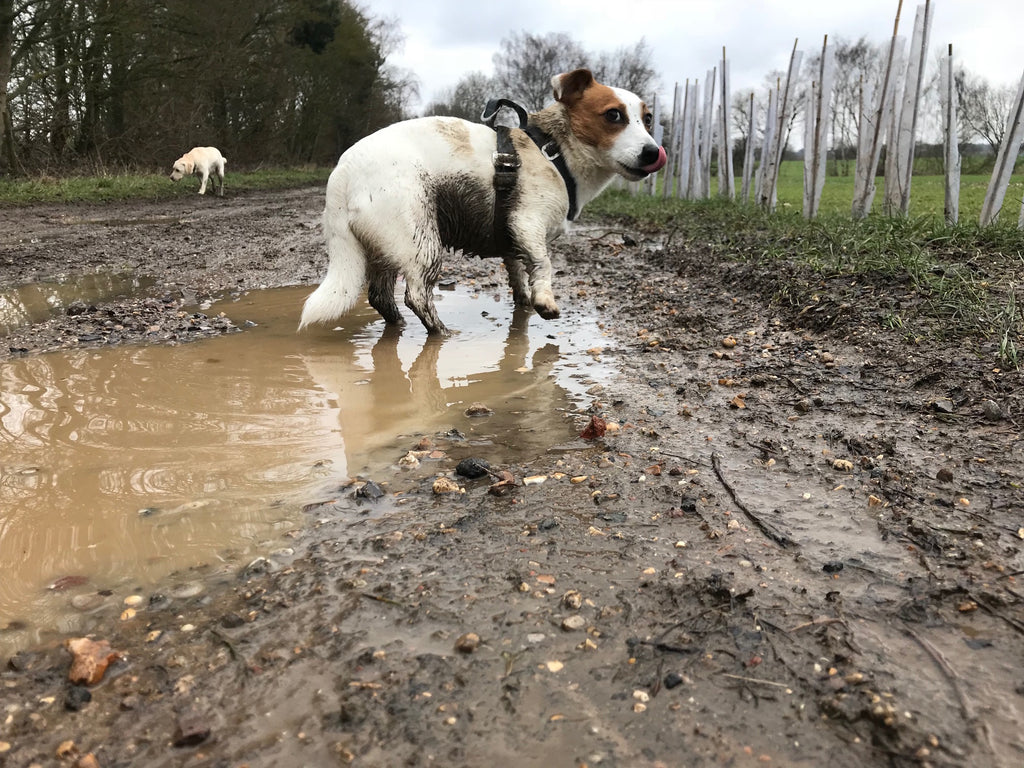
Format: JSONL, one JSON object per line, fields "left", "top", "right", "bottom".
{"left": 640, "top": 145, "right": 667, "bottom": 174}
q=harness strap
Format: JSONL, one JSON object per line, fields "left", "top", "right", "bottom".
{"left": 525, "top": 125, "right": 579, "bottom": 221}
{"left": 491, "top": 124, "right": 520, "bottom": 254}
{"left": 483, "top": 98, "right": 579, "bottom": 233}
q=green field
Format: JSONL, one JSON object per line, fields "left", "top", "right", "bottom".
{"left": 0, "top": 167, "right": 331, "bottom": 206}
{"left": 770, "top": 160, "right": 1024, "bottom": 224}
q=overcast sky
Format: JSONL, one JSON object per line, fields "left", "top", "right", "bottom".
{"left": 363, "top": 0, "right": 1024, "bottom": 110}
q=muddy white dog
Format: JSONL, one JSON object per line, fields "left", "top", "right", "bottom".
{"left": 299, "top": 68, "right": 666, "bottom": 336}
{"left": 169, "top": 146, "right": 226, "bottom": 196}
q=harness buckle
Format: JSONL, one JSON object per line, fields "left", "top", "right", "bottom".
{"left": 492, "top": 151, "right": 521, "bottom": 171}
{"left": 540, "top": 140, "right": 561, "bottom": 161}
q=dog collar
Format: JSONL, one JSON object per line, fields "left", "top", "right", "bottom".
{"left": 525, "top": 126, "right": 579, "bottom": 221}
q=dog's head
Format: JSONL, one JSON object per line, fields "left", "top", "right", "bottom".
{"left": 169, "top": 156, "right": 194, "bottom": 181}
{"left": 552, "top": 69, "right": 666, "bottom": 180}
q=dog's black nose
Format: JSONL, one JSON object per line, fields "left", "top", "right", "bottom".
{"left": 639, "top": 145, "right": 662, "bottom": 166}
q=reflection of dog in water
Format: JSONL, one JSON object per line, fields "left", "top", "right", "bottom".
{"left": 301, "top": 308, "right": 572, "bottom": 474}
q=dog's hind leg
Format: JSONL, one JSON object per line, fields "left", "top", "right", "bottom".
{"left": 503, "top": 256, "right": 532, "bottom": 307}
{"left": 368, "top": 269, "right": 405, "bottom": 326}
{"left": 402, "top": 254, "right": 449, "bottom": 336}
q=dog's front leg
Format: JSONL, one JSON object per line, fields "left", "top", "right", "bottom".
{"left": 520, "top": 249, "right": 560, "bottom": 320}
{"left": 503, "top": 256, "right": 532, "bottom": 307}
{"left": 198, "top": 171, "right": 209, "bottom": 195}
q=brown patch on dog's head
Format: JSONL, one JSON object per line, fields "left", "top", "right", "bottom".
{"left": 551, "top": 68, "right": 654, "bottom": 150}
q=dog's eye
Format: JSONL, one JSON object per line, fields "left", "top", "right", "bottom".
{"left": 643, "top": 113, "right": 653, "bottom": 129}
{"left": 604, "top": 108, "right": 624, "bottom": 124}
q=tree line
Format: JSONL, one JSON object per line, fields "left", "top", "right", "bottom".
{"left": 0, "top": 0, "right": 413, "bottom": 174}
{"left": 729, "top": 36, "right": 1019, "bottom": 176}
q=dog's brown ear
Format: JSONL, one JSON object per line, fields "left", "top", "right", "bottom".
{"left": 552, "top": 69, "right": 595, "bottom": 107}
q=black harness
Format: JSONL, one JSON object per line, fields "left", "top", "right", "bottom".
{"left": 481, "top": 99, "right": 579, "bottom": 228}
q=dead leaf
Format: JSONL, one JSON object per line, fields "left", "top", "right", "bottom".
{"left": 580, "top": 415, "right": 607, "bottom": 440}
{"left": 66, "top": 637, "right": 121, "bottom": 686}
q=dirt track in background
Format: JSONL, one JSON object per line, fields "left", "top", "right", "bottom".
{"left": 1, "top": 187, "right": 1023, "bottom": 767}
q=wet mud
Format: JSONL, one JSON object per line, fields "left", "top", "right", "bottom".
{"left": 1, "top": 188, "right": 1023, "bottom": 767}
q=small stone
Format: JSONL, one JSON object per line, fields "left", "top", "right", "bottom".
{"left": 823, "top": 561, "right": 844, "bottom": 574}
{"left": 936, "top": 467, "right": 954, "bottom": 483}
{"left": 70, "top": 594, "right": 105, "bottom": 611}
{"left": 633, "top": 689, "right": 650, "bottom": 703}
{"left": 561, "top": 615, "right": 587, "bottom": 632}
{"left": 721, "top": 336, "right": 738, "bottom": 348}
{"left": 831, "top": 458, "right": 854, "bottom": 471}
{"left": 123, "top": 595, "right": 144, "bottom": 608}
{"left": 432, "top": 476, "right": 463, "bottom": 494}
{"left": 523, "top": 474, "right": 547, "bottom": 485}
{"left": 57, "top": 740, "right": 77, "bottom": 758}
{"left": 464, "top": 402, "right": 493, "bottom": 417}
{"left": 173, "top": 710, "right": 211, "bottom": 748}
{"left": 455, "top": 632, "right": 480, "bottom": 653}
{"left": 455, "top": 457, "right": 491, "bottom": 479}
{"left": 75, "top": 753, "right": 100, "bottom": 768}
{"left": 355, "top": 480, "right": 385, "bottom": 501}
{"left": 562, "top": 590, "right": 583, "bottom": 610}
{"left": 65, "top": 685, "right": 92, "bottom": 711}
{"left": 664, "top": 672, "right": 684, "bottom": 689}
{"left": 545, "top": 660, "right": 564, "bottom": 673}
{"left": 981, "top": 399, "right": 1003, "bottom": 422}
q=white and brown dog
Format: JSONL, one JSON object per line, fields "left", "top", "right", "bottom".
{"left": 169, "top": 146, "right": 226, "bottom": 196}
{"left": 299, "top": 69, "right": 666, "bottom": 336}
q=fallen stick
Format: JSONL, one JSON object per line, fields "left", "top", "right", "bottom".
{"left": 711, "top": 452, "right": 796, "bottom": 547}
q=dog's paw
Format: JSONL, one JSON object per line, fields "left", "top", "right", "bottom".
{"left": 534, "top": 302, "right": 560, "bottom": 320}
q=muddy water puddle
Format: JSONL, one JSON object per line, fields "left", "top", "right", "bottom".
{"left": 0, "top": 273, "right": 153, "bottom": 334}
{"left": 0, "top": 284, "right": 614, "bottom": 654}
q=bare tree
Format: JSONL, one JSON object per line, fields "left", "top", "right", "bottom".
{"left": 955, "top": 67, "right": 1015, "bottom": 154}
{"left": 589, "top": 38, "right": 658, "bottom": 97}
{"left": 0, "top": 0, "right": 17, "bottom": 171}
{"left": 424, "top": 71, "right": 495, "bottom": 121}
{"left": 821, "top": 36, "right": 882, "bottom": 176}
{"left": 492, "top": 31, "right": 589, "bottom": 111}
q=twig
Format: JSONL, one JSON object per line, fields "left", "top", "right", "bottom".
{"left": 787, "top": 617, "right": 846, "bottom": 633}
{"left": 360, "top": 592, "right": 408, "bottom": 608}
{"left": 720, "top": 673, "right": 790, "bottom": 689}
{"left": 907, "top": 628, "right": 997, "bottom": 757}
{"left": 711, "top": 453, "right": 796, "bottom": 547}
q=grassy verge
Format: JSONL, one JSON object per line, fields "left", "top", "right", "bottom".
{"left": 586, "top": 190, "right": 1024, "bottom": 367}
{"left": 0, "top": 167, "right": 331, "bottom": 206}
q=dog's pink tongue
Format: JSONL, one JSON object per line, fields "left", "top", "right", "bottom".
{"left": 643, "top": 146, "right": 667, "bottom": 174}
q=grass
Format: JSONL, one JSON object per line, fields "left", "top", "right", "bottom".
{"left": 0, "top": 166, "right": 331, "bottom": 205}
{"left": 587, "top": 178, "right": 1024, "bottom": 367}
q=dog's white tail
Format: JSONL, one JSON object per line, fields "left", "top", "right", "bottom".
{"left": 298, "top": 210, "right": 367, "bottom": 330}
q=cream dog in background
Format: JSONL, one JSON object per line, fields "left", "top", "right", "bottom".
{"left": 299, "top": 68, "right": 666, "bottom": 336}
{"left": 170, "top": 146, "right": 226, "bottom": 196}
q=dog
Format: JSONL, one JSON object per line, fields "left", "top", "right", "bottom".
{"left": 299, "top": 68, "right": 666, "bottom": 336}
{"left": 169, "top": 146, "right": 226, "bottom": 196}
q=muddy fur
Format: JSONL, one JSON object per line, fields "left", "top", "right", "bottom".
{"left": 299, "top": 68, "right": 665, "bottom": 336}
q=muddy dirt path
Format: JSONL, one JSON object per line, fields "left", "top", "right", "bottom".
{"left": 1, "top": 188, "right": 1023, "bottom": 768}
